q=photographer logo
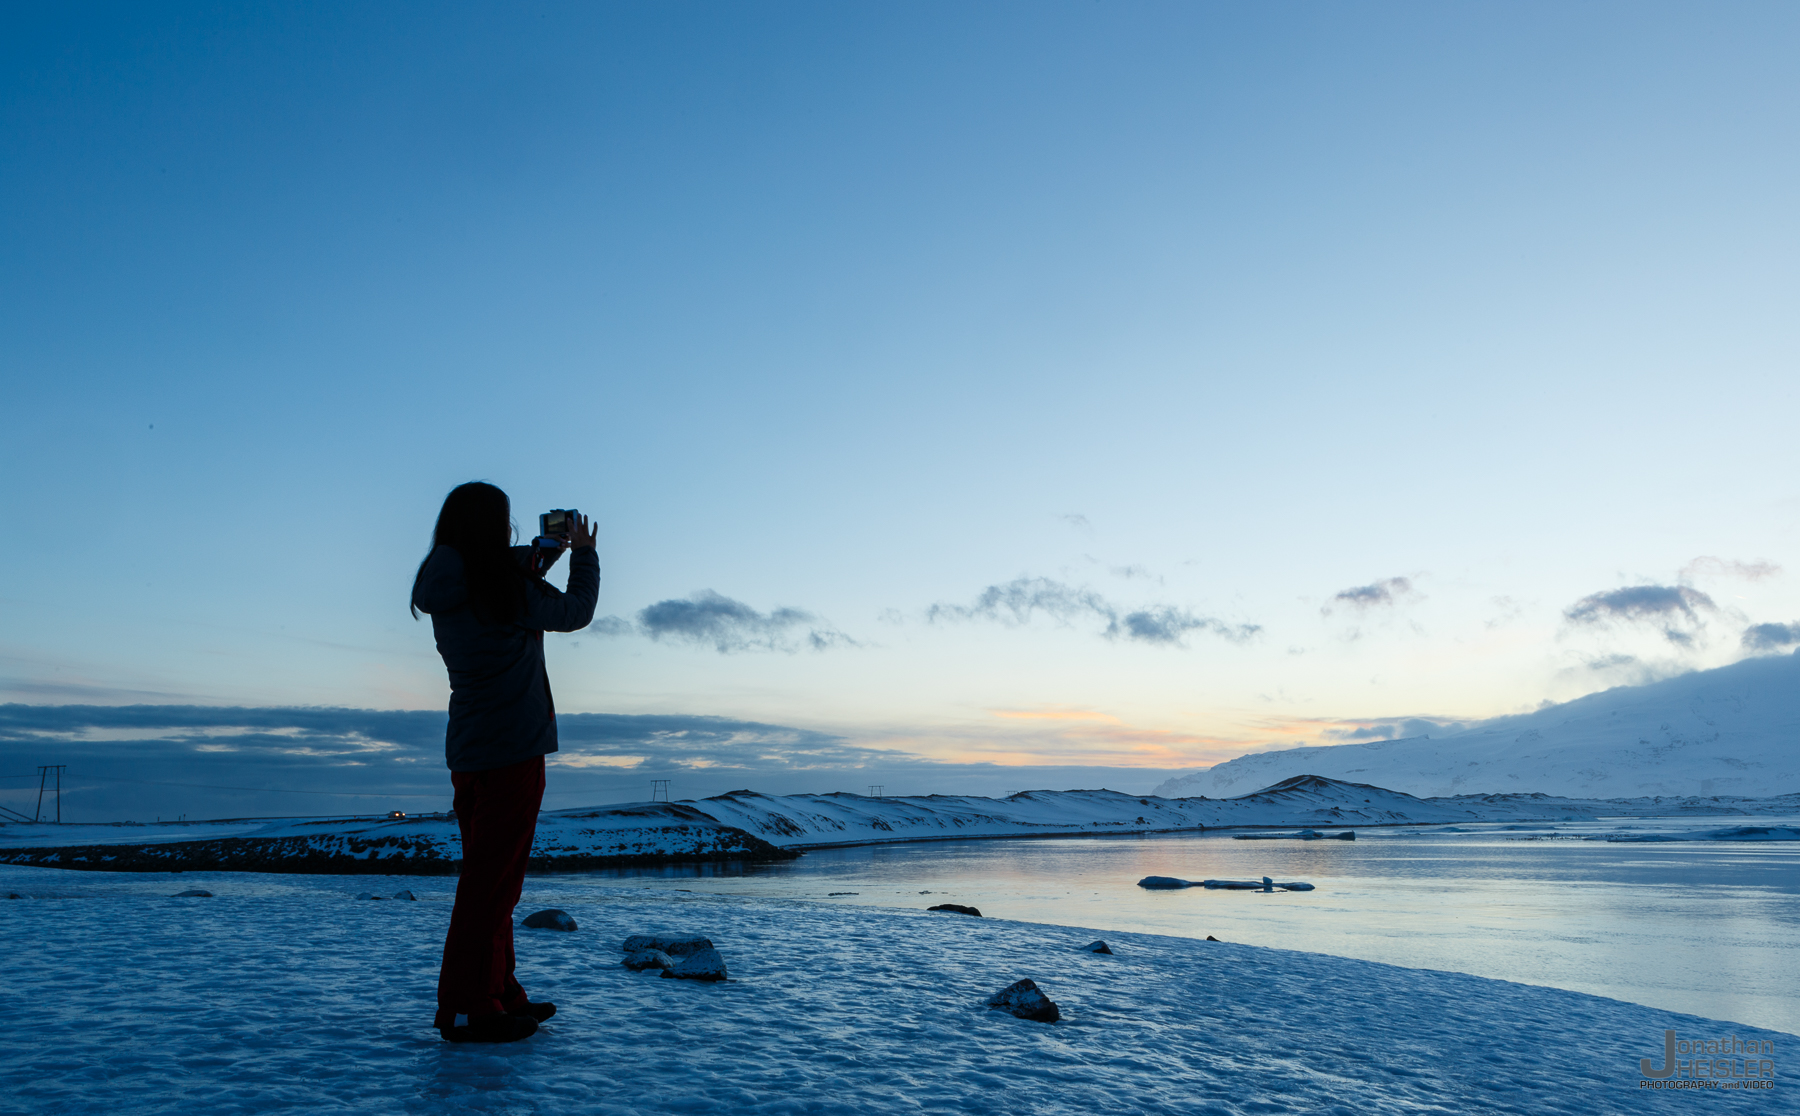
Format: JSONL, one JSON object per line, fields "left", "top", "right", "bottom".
{"left": 1639, "top": 1030, "right": 1776, "bottom": 1091}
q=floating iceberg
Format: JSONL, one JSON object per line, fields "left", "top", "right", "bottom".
{"left": 1232, "top": 829, "right": 1354, "bottom": 841}
{"left": 1138, "top": 875, "right": 1316, "bottom": 892}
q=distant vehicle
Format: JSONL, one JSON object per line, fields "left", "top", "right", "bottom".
{"left": 386, "top": 810, "right": 407, "bottom": 819}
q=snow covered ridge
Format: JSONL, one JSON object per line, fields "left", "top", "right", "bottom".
{"left": 1160, "top": 649, "right": 1800, "bottom": 799}
{"left": 4, "top": 774, "right": 1798, "bottom": 874}
{"left": 686, "top": 777, "right": 1538, "bottom": 846}
{"left": 0, "top": 801, "right": 791, "bottom": 875}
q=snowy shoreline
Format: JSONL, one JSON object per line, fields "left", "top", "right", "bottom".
{"left": 3, "top": 862, "right": 1791, "bottom": 1115}
{"left": 3, "top": 774, "right": 1796, "bottom": 875}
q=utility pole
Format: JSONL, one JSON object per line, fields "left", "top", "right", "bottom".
{"left": 650, "top": 779, "right": 670, "bottom": 803}
{"left": 36, "top": 765, "right": 65, "bottom": 823}
{"left": 867, "top": 785, "right": 883, "bottom": 798}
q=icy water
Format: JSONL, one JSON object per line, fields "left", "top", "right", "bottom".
{"left": 551, "top": 816, "right": 1800, "bottom": 1035}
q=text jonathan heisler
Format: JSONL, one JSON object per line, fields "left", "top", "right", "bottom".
{"left": 1641, "top": 1031, "right": 1777, "bottom": 1088}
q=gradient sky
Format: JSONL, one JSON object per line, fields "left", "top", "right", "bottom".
{"left": 5, "top": 2, "right": 1800, "bottom": 808}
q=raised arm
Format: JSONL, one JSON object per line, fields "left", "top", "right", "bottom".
{"left": 520, "top": 513, "right": 600, "bottom": 632}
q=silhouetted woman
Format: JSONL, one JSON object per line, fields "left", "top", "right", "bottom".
{"left": 410, "top": 481, "right": 599, "bottom": 1043}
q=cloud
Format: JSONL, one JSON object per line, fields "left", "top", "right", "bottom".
{"left": 0, "top": 704, "right": 904, "bottom": 820}
{"left": 1324, "top": 577, "right": 1417, "bottom": 615}
{"left": 593, "top": 591, "right": 858, "bottom": 653}
{"left": 1320, "top": 717, "right": 1467, "bottom": 743}
{"left": 554, "top": 712, "right": 892, "bottom": 770}
{"left": 1680, "top": 557, "right": 1782, "bottom": 583}
{"left": 1118, "top": 606, "right": 1235, "bottom": 646}
{"left": 1109, "top": 565, "right": 1161, "bottom": 583}
{"left": 930, "top": 577, "right": 1111, "bottom": 627}
{"left": 1059, "top": 513, "right": 1094, "bottom": 535}
{"left": 1564, "top": 584, "right": 1716, "bottom": 645}
{"left": 1485, "top": 596, "right": 1525, "bottom": 630}
{"left": 1742, "top": 622, "right": 1800, "bottom": 652}
{"left": 1565, "top": 653, "right": 1689, "bottom": 688}
{"left": 926, "top": 577, "right": 1258, "bottom": 648}
{"left": 0, "top": 704, "right": 1194, "bottom": 821}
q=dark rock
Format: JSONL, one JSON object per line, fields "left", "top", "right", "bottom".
{"left": 392, "top": 890, "right": 417, "bottom": 901}
{"left": 659, "top": 946, "right": 728, "bottom": 981}
{"left": 1082, "top": 940, "right": 1113, "bottom": 954}
{"left": 1137, "top": 876, "right": 1192, "bottom": 889}
{"left": 172, "top": 888, "right": 213, "bottom": 897}
{"left": 1206, "top": 935, "right": 1220, "bottom": 942}
{"left": 987, "top": 978, "right": 1060, "bottom": 1023}
{"left": 623, "top": 948, "right": 675, "bottom": 971}
{"left": 622, "top": 933, "right": 712, "bottom": 956}
{"left": 6, "top": 892, "right": 21, "bottom": 899}
{"left": 355, "top": 891, "right": 384, "bottom": 900}
{"left": 926, "top": 903, "right": 981, "bottom": 917}
{"left": 522, "top": 908, "right": 578, "bottom": 931}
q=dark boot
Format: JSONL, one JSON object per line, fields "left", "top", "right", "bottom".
{"left": 439, "top": 1012, "right": 538, "bottom": 1043}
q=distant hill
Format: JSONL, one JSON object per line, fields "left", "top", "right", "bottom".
{"left": 1156, "top": 650, "right": 1800, "bottom": 799}
{"left": 5, "top": 776, "right": 1795, "bottom": 873}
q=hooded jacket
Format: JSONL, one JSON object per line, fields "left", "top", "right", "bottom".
{"left": 411, "top": 545, "right": 600, "bottom": 772}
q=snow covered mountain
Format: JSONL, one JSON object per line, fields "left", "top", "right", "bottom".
{"left": 1157, "top": 650, "right": 1800, "bottom": 799}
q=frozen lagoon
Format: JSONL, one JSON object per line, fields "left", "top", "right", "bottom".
{"left": 3, "top": 860, "right": 1793, "bottom": 1116}
{"left": 558, "top": 816, "right": 1800, "bottom": 1037}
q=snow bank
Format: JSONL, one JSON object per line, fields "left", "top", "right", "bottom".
{"left": 1163, "top": 650, "right": 1800, "bottom": 799}
{"left": 1, "top": 864, "right": 1786, "bottom": 1115}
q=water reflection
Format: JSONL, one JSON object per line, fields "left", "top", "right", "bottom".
{"left": 534, "top": 817, "right": 1800, "bottom": 1035}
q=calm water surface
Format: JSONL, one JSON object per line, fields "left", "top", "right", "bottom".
{"left": 547, "top": 816, "right": 1800, "bottom": 1035}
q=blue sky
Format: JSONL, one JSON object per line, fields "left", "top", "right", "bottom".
{"left": 4, "top": 3, "right": 1800, "bottom": 817}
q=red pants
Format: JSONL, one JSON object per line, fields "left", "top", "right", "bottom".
{"left": 434, "top": 755, "right": 544, "bottom": 1028}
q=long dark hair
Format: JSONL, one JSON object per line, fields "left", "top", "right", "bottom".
{"left": 411, "top": 481, "right": 526, "bottom": 625}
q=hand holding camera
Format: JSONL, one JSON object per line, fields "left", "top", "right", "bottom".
{"left": 529, "top": 509, "right": 595, "bottom": 574}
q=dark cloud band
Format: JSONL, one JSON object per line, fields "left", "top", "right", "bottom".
{"left": 0, "top": 704, "right": 1185, "bottom": 822}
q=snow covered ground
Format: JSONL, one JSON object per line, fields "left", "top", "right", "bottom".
{"left": 1162, "top": 650, "right": 1800, "bottom": 799}
{"left": 2, "top": 863, "right": 1790, "bottom": 1115}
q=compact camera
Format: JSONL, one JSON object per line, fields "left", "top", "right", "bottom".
{"left": 538, "top": 509, "right": 579, "bottom": 543}
{"left": 529, "top": 509, "right": 579, "bottom": 574}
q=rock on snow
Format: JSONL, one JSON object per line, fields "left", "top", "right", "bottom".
{"left": 986, "top": 978, "right": 1061, "bottom": 1023}
{"left": 522, "top": 908, "right": 578, "bottom": 931}
{"left": 621, "top": 933, "right": 713, "bottom": 957}
{"left": 927, "top": 903, "right": 982, "bottom": 916}
{"left": 659, "top": 946, "right": 728, "bottom": 982}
